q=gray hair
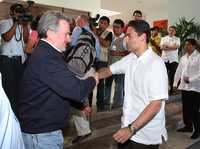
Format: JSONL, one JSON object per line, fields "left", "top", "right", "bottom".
{"left": 38, "top": 11, "right": 69, "bottom": 38}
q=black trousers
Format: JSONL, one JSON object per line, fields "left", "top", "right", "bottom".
{"left": 94, "top": 61, "right": 108, "bottom": 108}
{"left": 165, "top": 62, "right": 178, "bottom": 92}
{"left": 118, "top": 140, "right": 159, "bottom": 149}
{"left": 181, "top": 90, "right": 200, "bottom": 132}
{"left": 0, "top": 56, "right": 24, "bottom": 116}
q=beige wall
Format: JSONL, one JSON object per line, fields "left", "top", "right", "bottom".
{"left": 2, "top": 0, "right": 199, "bottom": 27}
{"left": 0, "top": 1, "right": 89, "bottom": 20}
{"left": 101, "top": 0, "right": 200, "bottom": 27}
{"left": 21, "top": 0, "right": 101, "bottom": 14}
{"left": 168, "top": 0, "right": 200, "bottom": 25}
{"left": 101, "top": 0, "right": 168, "bottom": 26}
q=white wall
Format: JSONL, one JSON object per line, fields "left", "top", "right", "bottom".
{"left": 19, "top": 0, "right": 168, "bottom": 26}
{"left": 21, "top": 0, "right": 101, "bottom": 14}
{"left": 17, "top": 0, "right": 200, "bottom": 27}
{"left": 101, "top": 0, "right": 168, "bottom": 26}
{"left": 168, "top": 0, "right": 200, "bottom": 25}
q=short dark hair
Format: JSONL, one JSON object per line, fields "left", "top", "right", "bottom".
{"left": 169, "top": 25, "right": 176, "bottom": 30}
{"left": 185, "top": 38, "right": 197, "bottom": 46}
{"left": 99, "top": 16, "right": 110, "bottom": 25}
{"left": 151, "top": 26, "right": 159, "bottom": 32}
{"left": 128, "top": 20, "right": 151, "bottom": 43}
{"left": 133, "top": 10, "right": 142, "bottom": 17}
{"left": 113, "top": 19, "right": 125, "bottom": 28}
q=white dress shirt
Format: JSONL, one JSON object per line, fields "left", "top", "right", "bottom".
{"left": 0, "top": 18, "right": 26, "bottom": 63}
{"left": 99, "top": 30, "right": 112, "bottom": 62}
{"left": 160, "top": 35, "right": 180, "bottom": 63}
{"left": 110, "top": 48, "right": 168, "bottom": 145}
{"left": 0, "top": 73, "right": 25, "bottom": 149}
{"left": 173, "top": 50, "right": 200, "bottom": 92}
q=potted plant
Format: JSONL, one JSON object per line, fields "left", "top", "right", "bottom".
{"left": 175, "top": 17, "right": 200, "bottom": 55}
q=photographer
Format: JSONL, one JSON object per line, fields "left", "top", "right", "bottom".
{"left": 0, "top": 3, "right": 29, "bottom": 115}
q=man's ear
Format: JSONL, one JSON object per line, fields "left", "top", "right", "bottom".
{"left": 140, "top": 33, "right": 146, "bottom": 42}
{"left": 46, "top": 29, "right": 54, "bottom": 38}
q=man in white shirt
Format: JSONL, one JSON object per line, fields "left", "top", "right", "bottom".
{"left": 106, "top": 19, "right": 128, "bottom": 109}
{"left": 173, "top": 38, "right": 200, "bottom": 139}
{"left": 0, "top": 3, "right": 29, "bottom": 115}
{"left": 95, "top": 16, "right": 113, "bottom": 111}
{"left": 97, "top": 20, "right": 168, "bottom": 149}
{"left": 160, "top": 26, "right": 180, "bottom": 94}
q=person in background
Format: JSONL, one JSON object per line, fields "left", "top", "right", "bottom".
{"left": 150, "top": 26, "right": 162, "bottom": 56}
{"left": 71, "top": 15, "right": 88, "bottom": 46}
{"left": 24, "top": 15, "right": 40, "bottom": 59}
{"left": 71, "top": 14, "right": 100, "bottom": 58}
{"left": 132, "top": 10, "right": 143, "bottom": 20}
{"left": 0, "top": 3, "right": 29, "bottom": 115}
{"left": 160, "top": 26, "right": 180, "bottom": 95}
{"left": 124, "top": 10, "right": 143, "bottom": 33}
{"left": 174, "top": 39, "right": 200, "bottom": 139}
{"left": 18, "top": 11, "right": 98, "bottom": 149}
{"left": 69, "top": 17, "right": 76, "bottom": 34}
{"left": 105, "top": 19, "right": 128, "bottom": 109}
{"left": 97, "top": 20, "right": 168, "bottom": 149}
{"left": 95, "top": 16, "right": 113, "bottom": 112}
{"left": 69, "top": 14, "right": 99, "bottom": 144}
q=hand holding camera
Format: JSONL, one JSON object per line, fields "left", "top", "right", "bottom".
{"left": 10, "top": 3, "right": 33, "bottom": 24}
{"left": 12, "top": 14, "right": 23, "bottom": 24}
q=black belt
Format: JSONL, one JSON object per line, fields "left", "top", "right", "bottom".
{"left": 0, "top": 55, "right": 22, "bottom": 63}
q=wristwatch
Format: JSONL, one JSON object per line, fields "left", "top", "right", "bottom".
{"left": 128, "top": 124, "right": 137, "bottom": 135}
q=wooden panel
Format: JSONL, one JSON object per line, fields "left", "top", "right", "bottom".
{"left": 0, "top": 2, "right": 10, "bottom": 19}
{"left": 0, "top": 1, "right": 88, "bottom": 20}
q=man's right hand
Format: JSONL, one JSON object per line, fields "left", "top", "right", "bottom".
{"left": 93, "top": 73, "right": 99, "bottom": 85}
{"left": 113, "top": 127, "right": 133, "bottom": 143}
{"left": 82, "top": 106, "right": 92, "bottom": 117}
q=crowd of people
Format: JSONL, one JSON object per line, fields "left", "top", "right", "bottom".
{"left": 0, "top": 3, "right": 200, "bottom": 149}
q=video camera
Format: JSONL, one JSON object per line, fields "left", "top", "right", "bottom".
{"left": 89, "top": 14, "right": 100, "bottom": 27}
{"left": 10, "top": 1, "right": 35, "bottom": 22}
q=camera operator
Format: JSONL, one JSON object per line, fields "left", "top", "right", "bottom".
{"left": 0, "top": 3, "right": 29, "bottom": 116}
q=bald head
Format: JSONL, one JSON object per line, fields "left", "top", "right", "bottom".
{"left": 76, "top": 15, "right": 89, "bottom": 27}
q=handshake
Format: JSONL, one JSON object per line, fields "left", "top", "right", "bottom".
{"left": 84, "top": 67, "right": 111, "bottom": 85}
{"left": 83, "top": 68, "right": 99, "bottom": 85}
{"left": 87, "top": 67, "right": 111, "bottom": 85}
{"left": 91, "top": 72, "right": 99, "bottom": 85}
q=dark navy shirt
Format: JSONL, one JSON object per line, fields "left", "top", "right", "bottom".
{"left": 19, "top": 40, "right": 96, "bottom": 133}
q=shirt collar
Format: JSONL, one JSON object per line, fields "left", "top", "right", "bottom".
{"left": 187, "top": 49, "right": 199, "bottom": 58}
{"left": 137, "top": 47, "right": 153, "bottom": 63}
{"left": 114, "top": 33, "right": 125, "bottom": 40}
{"left": 41, "top": 39, "right": 63, "bottom": 53}
{"left": 83, "top": 25, "right": 90, "bottom": 31}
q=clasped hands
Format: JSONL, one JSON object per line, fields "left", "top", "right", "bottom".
{"left": 173, "top": 76, "right": 190, "bottom": 91}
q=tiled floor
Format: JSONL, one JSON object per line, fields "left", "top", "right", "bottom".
{"left": 64, "top": 90, "right": 200, "bottom": 149}
{"left": 65, "top": 130, "right": 200, "bottom": 149}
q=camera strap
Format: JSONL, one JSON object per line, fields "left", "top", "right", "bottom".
{"left": 15, "top": 25, "right": 22, "bottom": 42}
